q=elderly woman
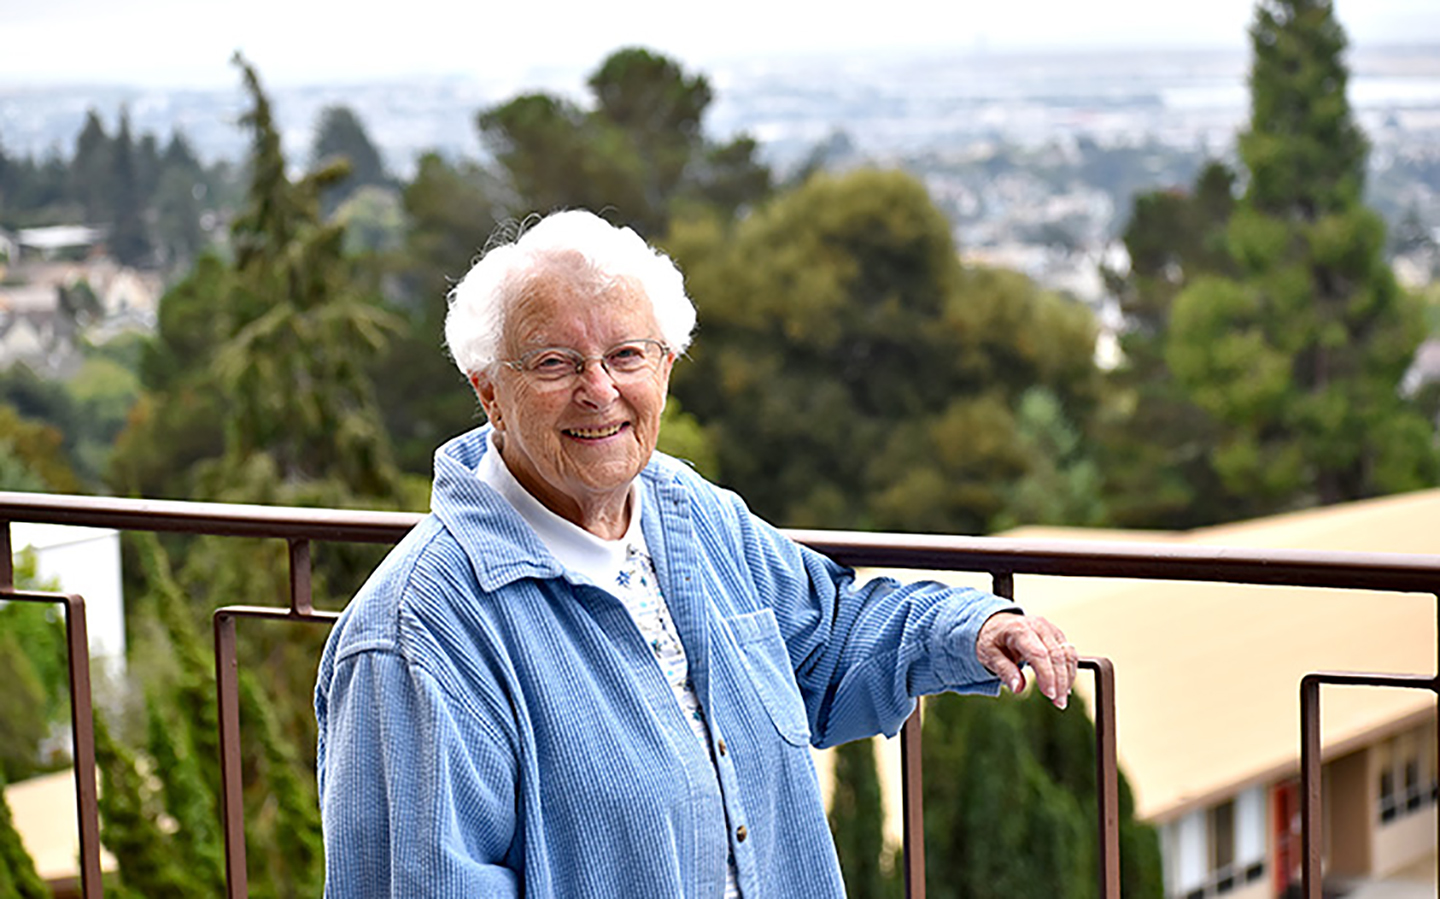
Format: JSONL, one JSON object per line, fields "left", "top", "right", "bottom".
{"left": 315, "top": 210, "right": 1077, "bottom": 898}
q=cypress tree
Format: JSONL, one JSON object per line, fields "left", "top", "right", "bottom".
{"left": 828, "top": 738, "right": 896, "bottom": 899}
{"left": 1166, "top": 0, "right": 1437, "bottom": 510}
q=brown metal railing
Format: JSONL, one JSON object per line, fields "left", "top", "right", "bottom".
{"left": 3, "top": 490, "right": 1438, "bottom": 899}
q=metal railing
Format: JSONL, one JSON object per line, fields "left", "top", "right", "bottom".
{"left": 3, "top": 490, "right": 1438, "bottom": 899}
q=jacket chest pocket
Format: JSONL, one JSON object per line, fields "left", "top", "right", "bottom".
{"left": 725, "top": 609, "right": 812, "bottom": 746}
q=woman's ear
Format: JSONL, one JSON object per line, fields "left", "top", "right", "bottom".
{"left": 470, "top": 371, "right": 502, "bottom": 429}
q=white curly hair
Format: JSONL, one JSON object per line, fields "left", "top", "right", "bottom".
{"left": 444, "top": 210, "right": 697, "bottom": 375}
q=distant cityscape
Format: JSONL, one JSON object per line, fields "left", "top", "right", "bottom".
{"left": 3, "top": 44, "right": 1439, "bottom": 304}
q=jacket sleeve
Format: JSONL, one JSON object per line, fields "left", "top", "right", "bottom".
{"left": 317, "top": 645, "right": 521, "bottom": 898}
{"left": 733, "top": 503, "right": 1020, "bottom": 749}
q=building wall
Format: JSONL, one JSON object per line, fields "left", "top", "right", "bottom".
{"left": 9, "top": 523, "right": 125, "bottom": 680}
{"left": 1329, "top": 748, "right": 1372, "bottom": 876}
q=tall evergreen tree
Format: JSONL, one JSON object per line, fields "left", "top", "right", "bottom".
{"left": 921, "top": 693, "right": 1161, "bottom": 899}
{"left": 309, "top": 105, "right": 390, "bottom": 217}
{"left": 1166, "top": 0, "right": 1437, "bottom": 510}
{"left": 478, "top": 48, "right": 771, "bottom": 239}
{"left": 1097, "top": 164, "right": 1258, "bottom": 528}
{"left": 828, "top": 739, "right": 898, "bottom": 899}
{"left": 70, "top": 110, "right": 110, "bottom": 222}
{"left": 107, "top": 111, "right": 151, "bottom": 266}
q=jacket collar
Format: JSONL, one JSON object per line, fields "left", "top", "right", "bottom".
{"left": 430, "top": 426, "right": 689, "bottom": 594}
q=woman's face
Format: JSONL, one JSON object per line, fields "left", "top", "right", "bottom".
{"left": 472, "top": 274, "right": 673, "bottom": 530}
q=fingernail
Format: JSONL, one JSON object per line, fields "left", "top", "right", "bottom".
{"left": 1058, "top": 696, "right": 1068, "bottom": 710}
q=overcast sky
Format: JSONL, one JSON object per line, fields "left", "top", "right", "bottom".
{"left": 3, "top": 0, "right": 1438, "bottom": 90}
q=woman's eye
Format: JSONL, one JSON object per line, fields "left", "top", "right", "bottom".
{"left": 530, "top": 354, "right": 574, "bottom": 374}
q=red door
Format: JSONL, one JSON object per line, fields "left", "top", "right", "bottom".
{"left": 1273, "top": 779, "right": 1301, "bottom": 897}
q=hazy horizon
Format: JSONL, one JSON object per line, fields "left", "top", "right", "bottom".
{"left": 4, "top": 0, "right": 1438, "bottom": 92}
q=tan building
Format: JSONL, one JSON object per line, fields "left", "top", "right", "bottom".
{"left": 831, "top": 487, "right": 1440, "bottom": 898}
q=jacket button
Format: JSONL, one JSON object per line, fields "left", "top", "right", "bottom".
{"left": 717, "top": 738, "right": 727, "bottom": 757}
{"left": 736, "top": 825, "right": 748, "bottom": 843}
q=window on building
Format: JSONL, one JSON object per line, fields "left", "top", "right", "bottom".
{"left": 1377, "top": 725, "right": 1439, "bottom": 826}
{"left": 1165, "top": 789, "right": 1267, "bottom": 899}
{"left": 1209, "top": 800, "right": 1236, "bottom": 892}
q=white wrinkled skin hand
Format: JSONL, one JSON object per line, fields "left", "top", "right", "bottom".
{"left": 975, "top": 613, "right": 1079, "bottom": 709}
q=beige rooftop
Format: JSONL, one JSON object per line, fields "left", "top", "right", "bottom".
{"left": 863, "top": 487, "right": 1440, "bottom": 823}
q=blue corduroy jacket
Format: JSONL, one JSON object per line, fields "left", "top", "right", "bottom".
{"left": 315, "top": 425, "right": 1017, "bottom": 897}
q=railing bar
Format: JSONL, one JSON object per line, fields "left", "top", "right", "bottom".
{"left": 1300, "top": 675, "right": 1322, "bottom": 899}
{"left": 1, "top": 590, "right": 103, "bottom": 898}
{"left": 212, "top": 603, "right": 342, "bottom": 899}
{"left": 63, "top": 592, "right": 104, "bottom": 899}
{"left": 288, "top": 539, "right": 313, "bottom": 616}
{"left": 1083, "top": 657, "right": 1120, "bottom": 899}
{"left": 6, "top": 492, "right": 1440, "bottom": 591}
{"left": 1299, "top": 672, "right": 1440, "bottom": 899}
{"left": 1, "top": 519, "right": 12, "bottom": 588}
{"left": 214, "top": 611, "right": 248, "bottom": 899}
{"left": 900, "top": 709, "right": 926, "bottom": 899}
{"left": 991, "top": 570, "right": 1014, "bottom": 599}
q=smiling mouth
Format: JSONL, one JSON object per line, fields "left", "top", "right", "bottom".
{"left": 563, "top": 423, "right": 628, "bottom": 440}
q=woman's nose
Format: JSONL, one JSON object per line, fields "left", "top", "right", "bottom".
{"left": 573, "top": 358, "right": 620, "bottom": 405}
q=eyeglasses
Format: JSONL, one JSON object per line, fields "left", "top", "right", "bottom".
{"left": 501, "top": 338, "right": 671, "bottom": 389}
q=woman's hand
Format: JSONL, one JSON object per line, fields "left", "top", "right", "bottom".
{"left": 975, "top": 612, "right": 1078, "bottom": 709}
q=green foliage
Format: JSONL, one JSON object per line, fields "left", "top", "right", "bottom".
{"left": 95, "top": 57, "right": 412, "bottom": 898}
{"left": 1097, "top": 163, "right": 1255, "bottom": 528}
{"left": 922, "top": 693, "right": 1161, "bottom": 899}
{"left": 828, "top": 739, "right": 901, "bottom": 899}
{"left": 1162, "top": 0, "right": 1438, "bottom": 510}
{"left": 0, "top": 555, "right": 63, "bottom": 897}
{"left": 478, "top": 47, "right": 771, "bottom": 238}
{"left": 309, "top": 105, "right": 392, "bottom": 220}
{"left": 666, "top": 170, "right": 1101, "bottom": 533}
{"left": 0, "top": 551, "right": 68, "bottom": 783}
{"left": 0, "top": 404, "right": 81, "bottom": 493}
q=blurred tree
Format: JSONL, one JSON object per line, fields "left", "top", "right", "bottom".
{"left": 108, "top": 111, "right": 152, "bottom": 267}
{"left": 922, "top": 692, "right": 1161, "bottom": 899}
{"left": 70, "top": 110, "right": 110, "bottom": 222}
{"left": 992, "top": 386, "right": 1108, "bottom": 531}
{"left": 1167, "top": 0, "right": 1437, "bottom": 510}
{"left": 1097, "top": 163, "right": 1257, "bottom": 528}
{"left": 666, "top": 170, "right": 1100, "bottom": 533}
{"left": 0, "top": 403, "right": 83, "bottom": 493}
{"left": 368, "top": 152, "right": 504, "bottom": 474}
{"left": 478, "top": 47, "right": 771, "bottom": 238}
{"left": 480, "top": 92, "right": 652, "bottom": 230}
{"left": 589, "top": 48, "right": 710, "bottom": 218}
{"left": 0, "top": 547, "right": 67, "bottom": 832}
{"left": 152, "top": 133, "right": 208, "bottom": 269}
{"left": 100, "top": 56, "right": 410, "bottom": 899}
{"left": 309, "top": 105, "right": 390, "bottom": 217}
{"left": 828, "top": 738, "right": 899, "bottom": 899}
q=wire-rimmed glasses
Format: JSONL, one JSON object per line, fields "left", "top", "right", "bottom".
{"left": 501, "top": 338, "right": 671, "bottom": 390}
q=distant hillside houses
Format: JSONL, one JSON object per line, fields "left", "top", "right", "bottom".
{"left": 0, "top": 226, "right": 162, "bottom": 375}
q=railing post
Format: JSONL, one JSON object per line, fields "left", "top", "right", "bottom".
{"left": 1, "top": 590, "right": 103, "bottom": 899}
{"left": 214, "top": 610, "right": 249, "bottom": 899}
{"left": 1083, "top": 657, "right": 1120, "bottom": 899}
{"left": 901, "top": 708, "right": 926, "bottom": 899}
{"left": 288, "top": 539, "right": 312, "bottom": 615}
{"left": 63, "top": 592, "right": 104, "bottom": 899}
{"left": 2, "top": 519, "right": 13, "bottom": 587}
{"left": 1299, "top": 675, "right": 1322, "bottom": 899}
